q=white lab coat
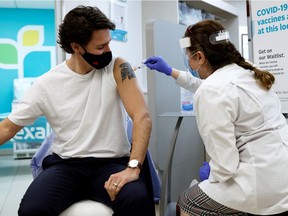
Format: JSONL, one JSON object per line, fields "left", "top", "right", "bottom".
{"left": 191, "top": 63, "right": 288, "bottom": 214}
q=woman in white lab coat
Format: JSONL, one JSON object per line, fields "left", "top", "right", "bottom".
{"left": 144, "top": 20, "right": 288, "bottom": 215}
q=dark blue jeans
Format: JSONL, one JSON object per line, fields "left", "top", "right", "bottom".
{"left": 18, "top": 154, "right": 155, "bottom": 216}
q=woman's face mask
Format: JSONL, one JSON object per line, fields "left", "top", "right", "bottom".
{"left": 189, "top": 65, "right": 200, "bottom": 78}
{"left": 82, "top": 49, "right": 112, "bottom": 70}
{"left": 183, "top": 52, "right": 200, "bottom": 78}
{"left": 188, "top": 66, "right": 200, "bottom": 78}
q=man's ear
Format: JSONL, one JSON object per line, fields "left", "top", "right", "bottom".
{"left": 71, "top": 42, "right": 82, "bottom": 54}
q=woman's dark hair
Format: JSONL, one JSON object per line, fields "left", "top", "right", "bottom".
{"left": 57, "top": 5, "right": 115, "bottom": 54}
{"left": 185, "top": 20, "right": 275, "bottom": 90}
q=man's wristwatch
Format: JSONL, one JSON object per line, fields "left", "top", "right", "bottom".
{"left": 127, "top": 159, "right": 142, "bottom": 170}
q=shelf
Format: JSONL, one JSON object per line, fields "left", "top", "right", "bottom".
{"left": 13, "top": 142, "right": 41, "bottom": 159}
{"left": 182, "top": 0, "right": 239, "bottom": 20}
{"left": 178, "top": 0, "right": 240, "bottom": 50}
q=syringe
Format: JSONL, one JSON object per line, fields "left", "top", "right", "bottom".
{"left": 133, "top": 61, "right": 146, "bottom": 71}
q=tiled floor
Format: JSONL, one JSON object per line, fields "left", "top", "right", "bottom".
{"left": 0, "top": 155, "right": 32, "bottom": 216}
{"left": 0, "top": 155, "right": 159, "bottom": 216}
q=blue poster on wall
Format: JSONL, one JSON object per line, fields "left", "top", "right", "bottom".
{"left": 111, "top": 29, "right": 128, "bottom": 42}
{"left": 0, "top": 8, "right": 55, "bottom": 113}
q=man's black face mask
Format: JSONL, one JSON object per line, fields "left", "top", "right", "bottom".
{"left": 82, "top": 49, "right": 112, "bottom": 70}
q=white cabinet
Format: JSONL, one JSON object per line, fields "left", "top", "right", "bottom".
{"left": 182, "top": 0, "right": 240, "bottom": 50}
{"left": 142, "top": 0, "right": 240, "bottom": 53}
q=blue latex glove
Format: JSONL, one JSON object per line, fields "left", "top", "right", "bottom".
{"left": 144, "top": 56, "right": 172, "bottom": 76}
{"left": 199, "top": 162, "right": 210, "bottom": 181}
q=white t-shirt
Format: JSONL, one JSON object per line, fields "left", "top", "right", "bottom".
{"left": 9, "top": 58, "right": 131, "bottom": 159}
{"left": 195, "top": 64, "right": 288, "bottom": 214}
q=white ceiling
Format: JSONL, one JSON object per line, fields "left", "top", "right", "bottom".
{"left": 0, "top": 0, "right": 54, "bottom": 9}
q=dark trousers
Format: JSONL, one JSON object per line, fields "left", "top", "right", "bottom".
{"left": 18, "top": 154, "right": 155, "bottom": 216}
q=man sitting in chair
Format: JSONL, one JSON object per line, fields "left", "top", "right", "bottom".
{"left": 0, "top": 5, "right": 155, "bottom": 216}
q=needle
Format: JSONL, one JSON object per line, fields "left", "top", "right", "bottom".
{"left": 133, "top": 61, "right": 146, "bottom": 71}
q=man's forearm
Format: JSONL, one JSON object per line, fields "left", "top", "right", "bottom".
{"left": 0, "top": 118, "right": 23, "bottom": 145}
{"left": 129, "top": 113, "right": 152, "bottom": 164}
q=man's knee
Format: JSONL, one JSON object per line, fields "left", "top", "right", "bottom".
{"left": 117, "top": 181, "right": 150, "bottom": 204}
{"left": 112, "top": 181, "right": 154, "bottom": 215}
{"left": 18, "top": 203, "right": 50, "bottom": 216}
{"left": 18, "top": 198, "right": 61, "bottom": 216}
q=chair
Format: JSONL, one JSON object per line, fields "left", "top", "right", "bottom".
{"left": 60, "top": 200, "right": 113, "bottom": 216}
{"left": 30, "top": 117, "right": 160, "bottom": 216}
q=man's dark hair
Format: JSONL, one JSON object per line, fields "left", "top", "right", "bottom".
{"left": 57, "top": 5, "right": 115, "bottom": 54}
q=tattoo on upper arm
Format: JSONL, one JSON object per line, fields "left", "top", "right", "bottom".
{"left": 120, "top": 62, "right": 136, "bottom": 82}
